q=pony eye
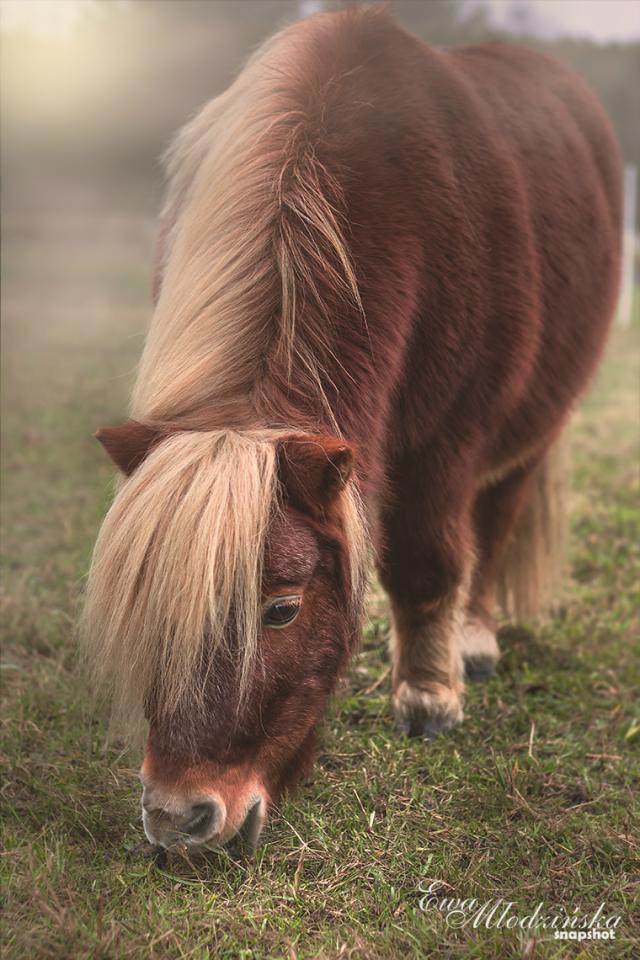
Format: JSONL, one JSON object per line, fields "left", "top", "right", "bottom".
{"left": 262, "top": 595, "right": 301, "bottom": 628}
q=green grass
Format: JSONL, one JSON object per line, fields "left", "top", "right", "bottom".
{"left": 1, "top": 215, "right": 639, "bottom": 959}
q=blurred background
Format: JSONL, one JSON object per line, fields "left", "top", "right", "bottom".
{"left": 1, "top": 0, "right": 639, "bottom": 628}
{"left": 1, "top": 7, "right": 638, "bottom": 954}
{"left": 2, "top": 1, "right": 638, "bottom": 353}
{"left": 2, "top": 0, "right": 639, "bottom": 219}
{"left": 1, "top": 3, "right": 638, "bottom": 403}
{"left": 1, "top": 0, "right": 638, "bottom": 647}
{"left": 1, "top": 0, "right": 638, "bottom": 512}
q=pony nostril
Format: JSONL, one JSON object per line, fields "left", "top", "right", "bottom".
{"left": 183, "top": 801, "right": 221, "bottom": 838}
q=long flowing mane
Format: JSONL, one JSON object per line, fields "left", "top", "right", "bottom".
{"left": 81, "top": 12, "right": 371, "bottom": 727}
{"left": 132, "top": 16, "right": 362, "bottom": 429}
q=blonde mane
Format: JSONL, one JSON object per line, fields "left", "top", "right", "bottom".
{"left": 81, "top": 17, "right": 369, "bottom": 728}
{"left": 131, "top": 16, "right": 361, "bottom": 429}
{"left": 82, "top": 429, "right": 367, "bottom": 726}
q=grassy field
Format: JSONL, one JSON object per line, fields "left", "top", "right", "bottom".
{"left": 1, "top": 214, "right": 639, "bottom": 959}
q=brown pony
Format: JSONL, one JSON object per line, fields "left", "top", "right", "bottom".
{"left": 81, "top": 7, "right": 622, "bottom": 853}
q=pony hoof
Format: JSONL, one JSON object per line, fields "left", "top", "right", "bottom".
{"left": 399, "top": 714, "right": 453, "bottom": 739}
{"left": 459, "top": 620, "right": 500, "bottom": 683}
{"left": 464, "top": 654, "right": 498, "bottom": 682}
{"left": 392, "top": 681, "right": 463, "bottom": 740}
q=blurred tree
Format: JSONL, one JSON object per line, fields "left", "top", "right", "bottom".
{"left": 514, "top": 37, "right": 640, "bottom": 167}
{"left": 384, "top": 1, "right": 639, "bottom": 166}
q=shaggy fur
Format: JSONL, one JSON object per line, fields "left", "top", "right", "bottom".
{"left": 82, "top": 6, "right": 621, "bottom": 812}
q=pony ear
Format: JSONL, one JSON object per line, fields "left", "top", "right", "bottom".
{"left": 277, "top": 434, "right": 354, "bottom": 517}
{"left": 95, "top": 420, "right": 164, "bottom": 476}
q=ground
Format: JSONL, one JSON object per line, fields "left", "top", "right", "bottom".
{"left": 1, "top": 214, "right": 638, "bottom": 959}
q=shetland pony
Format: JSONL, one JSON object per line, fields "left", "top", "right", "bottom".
{"left": 82, "top": 8, "right": 621, "bottom": 852}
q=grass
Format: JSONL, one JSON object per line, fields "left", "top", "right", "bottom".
{"left": 1, "top": 213, "right": 639, "bottom": 959}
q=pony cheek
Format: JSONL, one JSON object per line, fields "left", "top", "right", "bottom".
{"left": 257, "top": 686, "right": 328, "bottom": 797}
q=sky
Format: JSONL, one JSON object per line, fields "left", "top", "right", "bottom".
{"left": 1, "top": 0, "right": 639, "bottom": 44}
{"left": 0, "top": 1, "right": 113, "bottom": 38}
{"left": 461, "top": 0, "right": 640, "bottom": 44}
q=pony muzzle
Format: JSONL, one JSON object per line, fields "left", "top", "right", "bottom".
{"left": 141, "top": 779, "right": 267, "bottom": 854}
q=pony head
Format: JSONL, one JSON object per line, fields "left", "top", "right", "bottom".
{"left": 82, "top": 421, "right": 367, "bottom": 852}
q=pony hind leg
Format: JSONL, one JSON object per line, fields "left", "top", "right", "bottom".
{"left": 461, "top": 465, "right": 535, "bottom": 681}
{"left": 463, "top": 446, "right": 560, "bottom": 680}
{"left": 377, "top": 449, "right": 476, "bottom": 738}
